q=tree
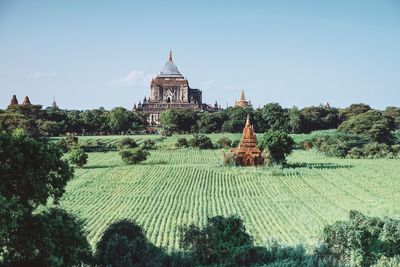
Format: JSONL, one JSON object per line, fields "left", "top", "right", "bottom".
{"left": 300, "top": 106, "right": 341, "bottom": 133}
{"left": 117, "top": 137, "right": 138, "bottom": 150}
{"left": 179, "top": 215, "right": 254, "bottom": 266}
{"left": 198, "top": 112, "right": 224, "bottom": 133}
{"left": 340, "top": 103, "right": 371, "bottom": 120}
{"left": 0, "top": 129, "right": 74, "bottom": 208}
{"left": 258, "top": 130, "right": 294, "bottom": 165}
{"left": 95, "top": 219, "right": 167, "bottom": 267}
{"left": 107, "top": 107, "right": 145, "bottom": 134}
{"left": 160, "top": 109, "right": 198, "bottom": 133}
{"left": 221, "top": 107, "right": 253, "bottom": 133}
{"left": 288, "top": 106, "right": 304, "bottom": 133}
{"left": 68, "top": 148, "right": 88, "bottom": 167}
{"left": 0, "top": 130, "right": 90, "bottom": 266}
{"left": 383, "top": 106, "right": 400, "bottom": 130}
{"left": 321, "top": 210, "right": 400, "bottom": 267}
{"left": 119, "top": 148, "right": 149, "bottom": 164}
{"left": 188, "top": 134, "right": 214, "bottom": 149}
{"left": 4, "top": 208, "right": 93, "bottom": 267}
{"left": 338, "top": 110, "right": 396, "bottom": 144}
{"left": 256, "top": 103, "right": 290, "bottom": 133}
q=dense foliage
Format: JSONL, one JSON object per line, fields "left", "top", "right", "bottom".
{"left": 0, "top": 130, "right": 91, "bottom": 266}
{"left": 119, "top": 147, "right": 149, "bottom": 164}
{"left": 1, "top": 102, "right": 398, "bottom": 137}
{"left": 95, "top": 220, "right": 167, "bottom": 267}
{"left": 0, "top": 105, "right": 147, "bottom": 137}
{"left": 321, "top": 210, "right": 400, "bottom": 267}
{"left": 0, "top": 130, "right": 73, "bottom": 207}
{"left": 338, "top": 110, "right": 396, "bottom": 145}
{"left": 188, "top": 134, "right": 214, "bottom": 149}
{"left": 258, "top": 130, "right": 294, "bottom": 165}
{"left": 68, "top": 148, "right": 88, "bottom": 167}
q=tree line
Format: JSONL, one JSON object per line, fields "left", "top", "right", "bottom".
{"left": 1, "top": 102, "right": 399, "bottom": 137}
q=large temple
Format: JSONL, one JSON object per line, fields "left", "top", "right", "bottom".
{"left": 235, "top": 90, "right": 252, "bottom": 108}
{"left": 230, "top": 115, "right": 264, "bottom": 166}
{"left": 135, "top": 51, "right": 205, "bottom": 125}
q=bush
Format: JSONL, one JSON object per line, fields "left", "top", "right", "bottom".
{"left": 231, "top": 139, "right": 240, "bottom": 147}
{"left": 175, "top": 137, "right": 189, "bottom": 148}
{"left": 392, "top": 144, "right": 400, "bottom": 155}
{"left": 68, "top": 148, "right": 88, "bottom": 167}
{"left": 362, "top": 142, "right": 392, "bottom": 158}
{"left": 338, "top": 110, "right": 396, "bottom": 145}
{"left": 95, "top": 219, "right": 167, "bottom": 266}
{"left": 222, "top": 151, "right": 239, "bottom": 166}
{"left": 216, "top": 137, "right": 232, "bottom": 148}
{"left": 313, "top": 133, "right": 368, "bottom": 158}
{"left": 179, "top": 215, "right": 254, "bottom": 266}
{"left": 141, "top": 139, "right": 157, "bottom": 150}
{"left": 119, "top": 148, "right": 149, "bottom": 165}
{"left": 258, "top": 130, "right": 294, "bottom": 165}
{"left": 58, "top": 135, "right": 79, "bottom": 152}
{"left": 320, "top": 210, "right": 400, "bottom": 267}
{"left": 188, "top": 134, "right": 214, "bottom": 149}
{"left": 80, "top": 139, "right": 116, "bottom": 152}
{"left": 117, "top": 137, "right": 138, "bottom": 150}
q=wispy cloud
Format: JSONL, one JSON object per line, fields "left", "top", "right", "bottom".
{"left": 110, "top": 70, "right": 154, "bottom": 88}
{"left": 201, "top": 79, "right": 215, "bottom": 90}
{"left": 30, "top": 72, "right": 56, "bottom": 78}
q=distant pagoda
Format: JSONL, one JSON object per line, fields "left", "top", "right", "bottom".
{"left": 230, "top": 115, "right": 264, "bottom": 166}
{"left": 52, "top": 97, "right": 58, "bottom": 108}
{"left": 234, "top": 90, "right": 252, "bottom": 108}
{"left": 22, "top": 96, "right": 31, "bottom": 106}
{"left": 8, "top": 95, "right": 19, "bottom": 107}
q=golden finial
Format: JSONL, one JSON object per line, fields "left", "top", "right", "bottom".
{"left": 240, "top": 89, "right": 246, "bottom": 101}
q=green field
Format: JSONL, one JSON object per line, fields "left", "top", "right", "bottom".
{"left": 59, "top": 134, "right": 400, "bottom": 251}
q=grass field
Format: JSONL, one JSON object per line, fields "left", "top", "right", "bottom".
{"left": 59, "top": 133, "right": 400, "bottom": 251}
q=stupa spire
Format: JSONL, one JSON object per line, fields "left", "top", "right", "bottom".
{"left": 169, "top": 50, "right": 173, "bottom": 61}
{"left": 22, "top": 96, "right": 31, "bottom": 105}
{"left": 245, "top": 114, "right": 251, "bottom": 127}
{"left": 240, "top": 90, "right": 246, "bottom": 101}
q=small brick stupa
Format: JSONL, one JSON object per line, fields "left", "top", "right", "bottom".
{"left": 9, "top": 95, "right": 19, "bottom": 107}
{"left": 230, "top": 114, "right": 264, "bottom": 166}
{"left": 22, "top": 96, "right": 31, "bottom": 106}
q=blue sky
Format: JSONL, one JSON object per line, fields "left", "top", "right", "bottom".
{"left": 0, "top": 0, "right": 399, "bottom": 110}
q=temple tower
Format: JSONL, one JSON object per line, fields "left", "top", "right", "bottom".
{"left": 230, "top": 115, "right": 264, "bottom": 166}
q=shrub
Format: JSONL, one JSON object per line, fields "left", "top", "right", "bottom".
{"left": 346, "top": 147, "right": 365, "bottom": 159}
{"left": 320, "top": 210, "right": 400, "bottom": 267}
{"left": 313, "top": 133, "right": 368, "bottom": 158}
{"left": 391, "top": 144, "right": 400, "bottom": 155}
{"left": 231, "top": 139, "right": 240, "bottom": 147}
{"left": 179, "top": 215, "right": 254, "bottom": 266}
{"left": 216, "top": 137, "right": 232, "bottom": 148}
{"left": 68, "top": 148, "right": 88, "bottom": 167}
{"left": 175, "top": 137, "right": 189, "bottom": 148}
{"left": 222, "top": 151, "right": 239, "bottom": 166}
{"left": 117, "top": 137, "right": 138, "bottom": 150}
{"left": 80, "top": 139, "right": 116, "bottom": 152}
{"left": 188, "top": 134, "right": 214, "bottom": 149}
{"left": 362, "top": 142, "right": 391, "bottom": 158}
{"left": 119, "top": 148, "right": 149, "bottom": 164}
{"left": 58, "top": 135, "right": 79, "bottom": 152}
{"left": 338, "top": 110, "right": 396, "bottom": 145}
{"left": 258, "top": 130, "right": 294, "bottom": 165}
{"left": 141, "top": 139, "right": 157, "bottom": 150}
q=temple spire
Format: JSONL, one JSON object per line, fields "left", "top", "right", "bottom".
{"left": 245, "top": 114, "right": 251, "bottom": 127}
{"left": 240, "top": 90, "right": 246, "bottom": 101}
{"left": 169, "top": 50, "right": 173, "bottom": 61}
